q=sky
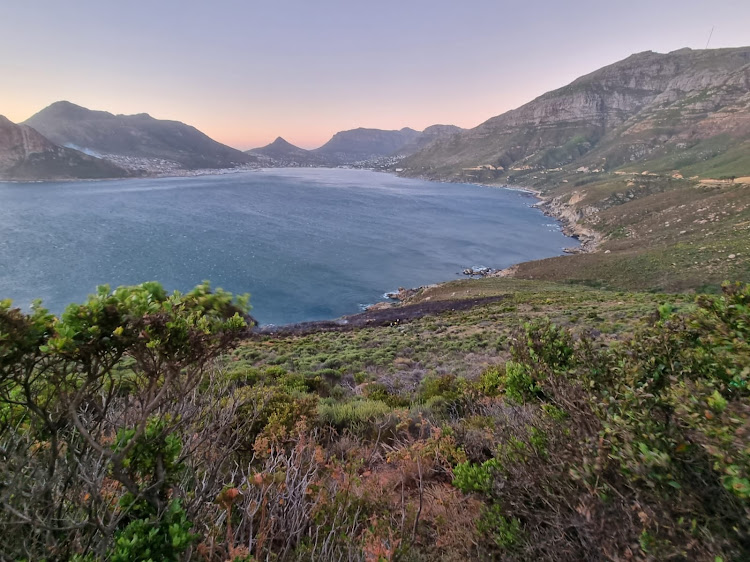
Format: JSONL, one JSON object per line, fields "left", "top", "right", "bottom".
{"left": 1, "top": 0, "right": 749, "bottom": 149}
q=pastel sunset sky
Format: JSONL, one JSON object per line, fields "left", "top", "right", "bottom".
{"left": 2, "top": 0, "right": 749, "bottom": 149}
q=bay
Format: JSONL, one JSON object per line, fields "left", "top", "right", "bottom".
{"left": 0, "top": 168, "right": 575, "bottom": 324}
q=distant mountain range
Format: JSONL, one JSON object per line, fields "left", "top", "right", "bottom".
{"left": 3, "top": 47, "right": 749, "bottom": 182}
{"left": 398, "top": 47, "right": 750, "bottom": 182}
{"left": 0, "top": 115, "right": 130, "bottom": 180}
{"left": 247, "top": 124, "right": 464, "bottom": 166}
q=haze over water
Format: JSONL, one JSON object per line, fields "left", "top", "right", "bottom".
{"left": 0, "top": 168, "right": 575, "bottom": 324}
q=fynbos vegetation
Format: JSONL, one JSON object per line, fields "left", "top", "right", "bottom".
{"left": 1, "top": 280, "right": 748, "bottom": 560}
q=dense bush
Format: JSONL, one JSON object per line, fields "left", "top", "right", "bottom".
{"left": 453, "top": 282, "right": 750, "bottom": 560}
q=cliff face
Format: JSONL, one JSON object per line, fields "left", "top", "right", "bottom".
{"left": 0, "top": 115, "right": 129, "bottom": 180}
{"left": 400, "top": 47, "right": 750, "bottom": 179}
{"left": 24, "top": 101, "right": 255, "bottom": 171}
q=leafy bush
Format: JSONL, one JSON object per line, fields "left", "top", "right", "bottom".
{"left": 318, "top": 398, "right": 392, "bottom": 429}
{"left": 478, "top": 365, "right": 504, "bottom": 396}
{"left": 109, "top": 499, "right": 194, "bottom": 562}
{"left": 476, "top": 504, "right": 523, "bottom": 550}
{"left": 501, "top": 361, "right": 541, "bottom": 404}
{"left": 452, "top": 458, "right": 500, "bottom": 494}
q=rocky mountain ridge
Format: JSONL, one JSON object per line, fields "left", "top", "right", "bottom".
{"left": 399, "top": 47, "right": 750, "bottom": 182}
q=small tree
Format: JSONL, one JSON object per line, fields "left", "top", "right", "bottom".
{"left": 0, "top": 282, "right": 251, "bottom": 560}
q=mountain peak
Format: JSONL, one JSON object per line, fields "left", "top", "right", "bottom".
{"left": 38, "top": 101, "right": 100, "bottom": 119}
{"left": 247, "top": 136, "right": 322, "bottom": 164}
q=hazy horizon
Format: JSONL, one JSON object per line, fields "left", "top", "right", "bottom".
{"left": 3, "top": 0, "right": 749, "bottom": 150}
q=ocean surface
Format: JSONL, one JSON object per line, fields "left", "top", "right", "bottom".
{"left": 0, "top": 168, "right": 576, "bottom": 324}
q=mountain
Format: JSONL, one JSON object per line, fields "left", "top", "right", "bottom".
{"left": 394, "top": 124, "right": 465, "bottom": 156}
{"left": 246, "top": 137, "right": 325, "bottom": 166}
{"left": 399, "top": 47, "right": 750, "bottom": 181}
{"left": 0, "top": 115, "right": 129, "bottom": 180}
{"left": 24, "top": 101, "right": 255, "bottom": 171}
{"left": 312, "top": 127, "right": 421, "bottom": 163}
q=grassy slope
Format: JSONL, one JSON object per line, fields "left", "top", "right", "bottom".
{"left": 235, "top": 279, "right": 684, "bottom": 390}
{"left": 225, "top": 279, "right": 749, "bottom": 560}
{"left": 514, "top": 175, "right": 750, "bottom": 291}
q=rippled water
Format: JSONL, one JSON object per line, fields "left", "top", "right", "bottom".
{"left": 0, "top": 168, "right": 575, "bottom": 324}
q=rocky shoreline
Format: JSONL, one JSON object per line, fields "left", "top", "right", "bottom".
{"left": 345, "top": 176, "right": 603, "bottom": 314}
{"left": 367, "top": 177, "right": 601, "bottom": 298}
{"left": 533, "top": 194, "right": 601, "bottom": 254}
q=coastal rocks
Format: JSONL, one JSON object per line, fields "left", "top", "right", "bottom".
{"left": 384, "top": 287, "right": 417, "bottom": 301}
{"left": 535, "top": 193, "right": 602, "bottom": 254}
{"left": 374, "top": 284, "right": 438, "bottom": 309}
{"left": 365, "top": 301, "right": 394, "bottom": 312}
{"left": 490, "top": 264, "right": 518, "bottom": 278}
{"left": 463, "top": 266, "right": 496, "bottom": 277}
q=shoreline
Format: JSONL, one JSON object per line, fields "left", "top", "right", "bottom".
{"left": 350, "top": 172, "right": 600, "bottom": 314}
{"left": 4, "top": 166, "right": 598, "bottom": 329}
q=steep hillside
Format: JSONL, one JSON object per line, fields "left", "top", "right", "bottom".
{"left": 0, "top": 115, "right": 129, "bottom": 180}
{"left": 312, "top": 126, "right": 420, "bottom": 163}
{"left": 24, "top": 101, "right": 255, "bottom": 171}
{"left": 400, "top": 47, "right": 750, "bottom": 181}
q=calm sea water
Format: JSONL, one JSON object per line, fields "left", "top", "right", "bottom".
{"left": 0, "top": 168, "right": 575, "bottom": 324}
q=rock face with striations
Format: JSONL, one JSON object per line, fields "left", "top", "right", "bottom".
{"left": 0, "top": 115, "right": 130, "bottom": 180}
{"left": 24, "top": 101, "right": 255, "bottom": 171}
{"left": 399, "top": 47, "right": 750, "bottom": 179}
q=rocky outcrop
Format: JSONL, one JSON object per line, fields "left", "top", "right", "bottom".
{"left": 0, "top": 115, "right": 129, "bottom": 180}
{"left": 535, "top": 193, "right": 602, "bottom": 253}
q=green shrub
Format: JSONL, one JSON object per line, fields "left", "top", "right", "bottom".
{"left": 109, "top": 499, "right": 194, "bottom": 562}
{"left": 420, "top": 374, "right": 467, "bottom": 402}
{"left": 502, "top": 361, "right": 540, "bottom": 404}
{"left": 477, "top": 503, "right": 523, "bottom": 550}
{"left": 479, "top": 365, "right": 504, "bottom": 396}
{"left": 452, "top": 458, "right": 500, "bottom": 494}
{"left": 318, "top": 399, "right": 392, "bottom": 429}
